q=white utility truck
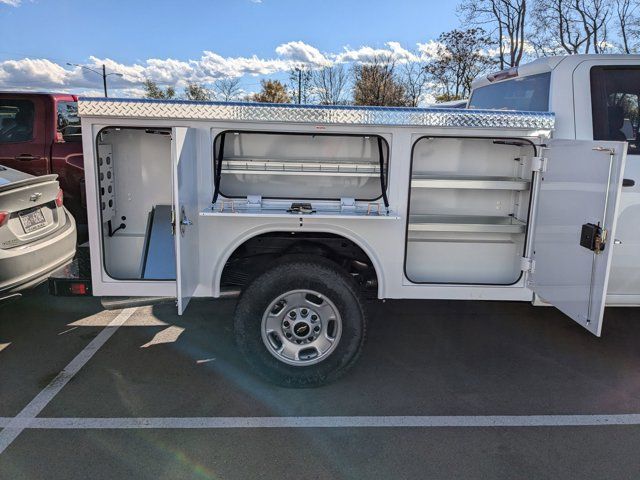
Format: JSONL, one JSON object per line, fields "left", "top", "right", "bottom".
{"left": 77, "top": 54, "right": 639, "bottom": 386}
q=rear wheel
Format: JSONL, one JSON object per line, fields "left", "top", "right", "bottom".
{"left": 234, "top": 257, "right": 367, "bottom": 387}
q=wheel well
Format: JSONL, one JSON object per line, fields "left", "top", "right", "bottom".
{"left": 221, "top": 232, "right": 378, "bottom": 295}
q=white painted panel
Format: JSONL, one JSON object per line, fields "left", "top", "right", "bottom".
{"left": 530, "top": 140, "right": 627, "bottom": 336}
{"left": 173, "top": 127, "right": 200, "bottom": 315}
{"left": 407, "top": 234, "right": 523, "bottom": 284}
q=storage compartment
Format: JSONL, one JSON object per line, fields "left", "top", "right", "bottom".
{"left": 213, "top": 131, "right": 388, "bottom": 201}
{"left": 405, "top": 137, "right": 535, "bottom": 284}
{"left": 97, "top": 127, "right": 175, "bottom": 280}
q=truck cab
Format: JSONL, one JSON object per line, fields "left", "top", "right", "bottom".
{"left": 0, "top": 92, "right": 85, "bottom": 229}
{"left": 469, "top": 55, "right": 640, "bottom": 306}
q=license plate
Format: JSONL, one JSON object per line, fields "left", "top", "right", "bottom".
{"left": 19, "top": 208, "right": 47, "bottom": 234}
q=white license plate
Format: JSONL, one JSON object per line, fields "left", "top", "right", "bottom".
{"left": 19, "top": 208, "right": 47, "bottom": 234}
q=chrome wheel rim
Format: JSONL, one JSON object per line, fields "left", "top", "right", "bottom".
{"left": 261, "top": 289, "right": 342, "bottom": 366}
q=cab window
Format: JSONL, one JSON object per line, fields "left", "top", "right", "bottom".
{"left": 591, "top": 67, "right": 640, "bottom": 155}
{"left": 468, "top": 73, "right": 551, "bottom": 111}
{"left": 57, "top": 101, "right": 82, "bottom": 142}
{"left": 0, "top": 99, "right": 35, "bottom": 144}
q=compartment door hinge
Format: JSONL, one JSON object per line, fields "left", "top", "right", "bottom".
{"left": 521, "top": 256, "right": 535, "bottom": 273}
{"left": 531, "top": 156, "right": 548, "bottom": 173}
{"left": 341, "top": 197, "right": 356, "bottom": 212}
{"left": 246, "top": 195, "right": 262, "bottom": 209}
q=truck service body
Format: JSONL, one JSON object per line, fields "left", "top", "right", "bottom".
{"left": 76, "top": 54, "right": 639, "bottom": 385}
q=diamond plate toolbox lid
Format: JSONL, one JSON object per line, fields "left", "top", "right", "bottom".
{"left": 78, "top": 97, "right": 555, "bottom": 131}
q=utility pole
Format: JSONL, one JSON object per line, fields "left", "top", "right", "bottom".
{"left": 102, "top": 64, "right": 108, "bottom": 97}
{"left": 297, "top": 68, "right": 302, "bottom": 104}
{"left": 67, "top": 62, "right": 123, "bottom": 97}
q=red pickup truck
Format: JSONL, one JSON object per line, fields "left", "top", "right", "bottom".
{"left": 0, "top": 92, "right": 86, "bottom": 232}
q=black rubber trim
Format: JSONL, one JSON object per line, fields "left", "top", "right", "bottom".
{"left": 377, "top": 136, "right": 389, "bottom": 210}
{"left": 212, "top": 132, "right": 226, "bottom": 204}
{"left": 212, "top": 130, "right": 389, "bottom": 202}
{"left": 402, "top": 135, "right": 538, "bottom": 287}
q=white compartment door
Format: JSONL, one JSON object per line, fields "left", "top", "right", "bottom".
{"left": 172, "top": 127, "right": 199, "bottom": 315}
{"left": 529, "top": 139, "right": 627, "bottom": 336}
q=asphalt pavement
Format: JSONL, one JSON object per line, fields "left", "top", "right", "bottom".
{"left": 1, "top": 285, "right": 640, "bottom": 479}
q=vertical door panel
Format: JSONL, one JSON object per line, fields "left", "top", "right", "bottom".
{"left": 530, "top": 139, "right": 627, "bottom": 335}
{"left": 172, "top": 127, "right": 199, "bottom": 315}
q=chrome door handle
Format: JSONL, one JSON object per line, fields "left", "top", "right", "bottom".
{"left": 15, "top": 154, "right": 38, "bottom": 161}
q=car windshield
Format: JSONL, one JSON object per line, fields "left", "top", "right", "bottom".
{"left": 468, "top": 72, "right": 551, "bottom": 111}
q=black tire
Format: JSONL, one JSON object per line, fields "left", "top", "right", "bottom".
{"left": 234, "top": 256, "right": 367, "bottom": 387}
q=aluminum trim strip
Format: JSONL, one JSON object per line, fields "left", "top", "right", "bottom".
{"left": 78, "top": 98, "right": 555, "bottom": 130}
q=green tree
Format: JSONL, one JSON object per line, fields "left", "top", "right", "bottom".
{"left": 184, "top": 83, "right": 212, "bottom": 101}
{"left": 250, "top": 79, "right": 292, "bottom": 103}
{"left": 143, "top": 79, "right": 176, "bottom": 99}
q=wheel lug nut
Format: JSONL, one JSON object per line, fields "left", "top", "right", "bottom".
{"left": 301, "top": 309, "right": 308, "bottom": 317}
{"left": 296, "top": 339, "right": 302, "bottom": 344}
{"left": 310, "top": 315, "right": 318, "bottom": 322}
{"left": 289, "top": 311, "right": 296, "bottom": 319}
{"left": 285, "top": 332, "right": 292, "bottom": 338}
{"left": 314, "top": 326, "right": 320, "bottom": 332}
{"left": 283, "top": 321, "right": 290, "bottom": 328}
{"left": 308, "top": 336, "right": 314, "bottom": 342}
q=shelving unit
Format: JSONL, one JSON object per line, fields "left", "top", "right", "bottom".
{"left": 215, "top": 132, "right": 388, "bottom": 201}
{"left": 405, "top": 137, "right": 535, "bottom": 285}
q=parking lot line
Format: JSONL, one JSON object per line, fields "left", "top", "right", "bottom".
{"left": 0, "top": 308, "right": 137, "bottom": 454}
{"left": 2, "top": 414, "right": 640, "bottom": 430}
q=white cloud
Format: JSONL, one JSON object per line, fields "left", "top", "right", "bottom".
{"left": 275, "top": 41, "right": 330, "bottom": 66}
{"left": 0, "top": 0, "right": 21, "bottom": 6}
{"left": 334, "top": 41, "right": 420, "bottom": 64}
{"left": 0, "top": 40, "right": 444, "bottom": 97}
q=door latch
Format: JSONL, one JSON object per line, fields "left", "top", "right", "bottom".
{"left": 580, "top": 223, "right": 607, "bottom": 253}
{"left": 180, "top": 206, "right": 192, "bottom": 236}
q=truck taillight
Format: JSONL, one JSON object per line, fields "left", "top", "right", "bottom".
{"left": 55, "top": 189, "right": 64, "bottom": 207}
{"left": 0, "top": 211, "right": 8, "bottom": 227}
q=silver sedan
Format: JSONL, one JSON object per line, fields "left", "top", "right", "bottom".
{"left": 0, "top": 165, "right": 76, "bottom": 294}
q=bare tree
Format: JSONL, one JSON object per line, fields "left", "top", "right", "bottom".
{"left": 352, "top": 54, "right": 407, "bottom": 106}
{"left": 400, "top": 60, "right": 429, "bottom": 107}
{"left": 459, "top": 0, "right": 528, "bottom": 69}
{"left": 213, "top": 77, "right": 242, "bottom": 102}
{"left": 289, "top": 65, "right": 313, "bottom": 104}
{"left": 426, "top": 28, "right": 496, "bottom": 101}
{"left": 615, "top": 0, "right": 640, "bottom": 53}
{"left": 531, "top": 0, "right": 612, "bottom": 54}
{"left": 312, "top": 64, "right": 349, "bottom": 105}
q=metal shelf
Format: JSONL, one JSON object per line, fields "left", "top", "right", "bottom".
{"left": 222, "top": 158, "right": 381, "bottom": 177}
{"left": 411, "top": 175, "right": 530, "bottom": 191}
{"left": 408, "top": 215, "right": 526, "bottom": 234}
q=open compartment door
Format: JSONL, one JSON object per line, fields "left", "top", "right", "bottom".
{"left": 529, "top": 139, "right": 627, "bottom": 336}
{"left": 172, "top": 127, "right": 199, "bottom": 315}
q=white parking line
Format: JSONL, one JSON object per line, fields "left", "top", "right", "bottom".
{"left": 0, "top": 308, "right": 136, "bottom": 454}
{"left": 2, "top": 414, "right": 640, "bottom": 430}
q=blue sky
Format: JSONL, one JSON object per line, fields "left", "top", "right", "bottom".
{"left": 0, "top": 0, "right": 458, "bottom": 97}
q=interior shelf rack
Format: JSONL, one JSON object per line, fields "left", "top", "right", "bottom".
{"left": 408, "top": 214, "right": 526, "bottom": 234}
{"left": 222, "top": 158, "right": 381, "bottom": 177}
{"left": 411, "top": 174, "right": 530, "bottom": 191}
